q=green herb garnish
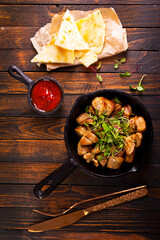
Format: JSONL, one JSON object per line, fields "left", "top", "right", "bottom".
{"left": 120, "top": 58, "right": 126, "bottom": 63}
{"left": 129, "top": 74, "right": 146, "bottom": 92}
{"left": 114, "top": 58, "right": 126, "bottom": 69}
{"left": 88, "top": 107, "right": 130, "bottom": 157}
{"left": 119, "top": 72, "right": 131, "bottom": 77}
{"left": 87, "top": 62, "right": 103, "bottom": 83}
{"left": 97, "top": 155, "right": 104, "bottom": 162}
{"left": 114, "top": 97, "right": 121, "bottom": 104}
{"left": 114, "top": 62, "right": 119, "bottom": 69}
{"left": 96, "top": 73, "right": 103, "bottom": 83}
{"left": 97, "top": 61, "right": 102, "bottom": 70}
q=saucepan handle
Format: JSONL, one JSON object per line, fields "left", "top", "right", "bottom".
{"left": 33, "top": 159, "right": 77, "bottom": 199}
{"left": 8, "top": 65, "right": 33, "bottom": 87}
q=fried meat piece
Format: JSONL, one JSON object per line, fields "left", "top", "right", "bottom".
{"left": 77, "top": 141, "right": 90, "bottom": 156}
{"left": 129, "top": 117, "right": 136, "bottom": 133}
{"left": 96, "top": 154, "right": 107, "bottom": 167}
{"left": 107, "top": 156, "right": 124, "bottom": 169}
{"left": 91, "top": 145, "right": 101, "bottom": 154}
{"left": 131, "top": 132, "right": 143, "bottom": 147}
{"left": 92, "top": 97, "right": 115, "bottom": 116}
{"left": 85, "top": 132, "right": 99, "bottom": 143}
{"left": 125, "top": 150, "right": 135, "bottom": 163}
{"left": 89, "top": 105, "right": 96, "bottom": 115}
{"left": 76, "top": 113, "right": 93, "bottom": 125}
{"left": 124, "top": 136, "right": 135, "bottom": 155}
{"left": 75, "top": 126, "right": 91, "bottom": 137}
{"left": 123, "top": 105, "right": 132, "bottom": 118}
{"left": 134, "top": 116, "right": 146, "bottom": 132}
{"left": 112, "top": 103, "right": 122, "bottom": 116}
{"left": 83, "top": 153, "right": 99, "bottom": 167}
{"left": 80, "top": 136, "right": 93, "bottom": 145}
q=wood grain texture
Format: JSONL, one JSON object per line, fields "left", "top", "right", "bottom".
{"left": 1, "top": 185, "right": 159, "bottom": 210}
{"left": 0, "top": 116, "right": 159, "bottom": 140}
{"left": 0, "top": 95, "right": 160, "bottom": 118}
{"left": 0, "top": 5, "right": 160, "bottom": 27}
{"left": 0, "top": 1, "right": 160, "bottom": 239}
{"left": 0, "top": 50, "right": 160, "bottom": 72}
{"left": 0, "top": 185, "right": 159, "bottom": 231}
{"left": 0, "top": 207, "right": 159, "bottom": 232}
{"left": 0, "top": 162, "right": 159, "bottom": 187}
{"left": 1, "top": 72, "right": 160, "bottom": 94}
{"left": 1, "top": 0, "right": 160, "bottom": 4}
{"left": 0, "top": 117, "right": 159, "bottom": 163}
{"left": 0, "top": 230, "right": 160, "bottom": 240}
{"left": 1, "top": 27, "right": 160, "bottom": 51}
{"left": 0, "top": 114, "right": 159, "bottom": 161}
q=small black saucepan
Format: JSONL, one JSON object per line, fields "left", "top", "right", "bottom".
{"left": 34, "top": 89, "right": 154, "bottom": 198}
{"left": 8, "top": 65, "right": 64, "bottom": 115}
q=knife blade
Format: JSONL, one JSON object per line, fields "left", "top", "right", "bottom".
{"left": 28, "top": 188, "right": 148, "bottom": 232}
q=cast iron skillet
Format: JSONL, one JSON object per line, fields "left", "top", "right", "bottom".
{"left": 34, "top": 89, "right": 154, "bottom": 198}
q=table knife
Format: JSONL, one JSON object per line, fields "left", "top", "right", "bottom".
{"left": 28, "top": 188, "right": 148, "bottom": 232}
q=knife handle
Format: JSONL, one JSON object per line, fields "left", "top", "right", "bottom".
{"left": 86, "top": 188, "right": 148, "bottom": 214}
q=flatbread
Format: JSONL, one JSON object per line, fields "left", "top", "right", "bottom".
{"left": 76, "top": 9, "right": 105, "bottom": 67}
{"left": 55, "top": 9, "right": 89, "bottom": 51}
{"left": 30, "top": 8, "right": 128, "bottom": 71}
{"left": 31, "top": 35, "right": 74, "bottom": 64}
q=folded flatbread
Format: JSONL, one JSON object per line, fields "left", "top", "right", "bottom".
{"left": 31, "top": 8, "right": 128, "bottom": 71}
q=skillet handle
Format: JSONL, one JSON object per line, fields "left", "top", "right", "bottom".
{"left": 8, "top": 65, "right": 33, "bottom": 87}
{"left": 33, "top": 159, "right": 77, "bottom": 199}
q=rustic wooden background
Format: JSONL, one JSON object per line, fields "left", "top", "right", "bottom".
{"left": 0, "top": 0, "right": 160, "bottom": 239}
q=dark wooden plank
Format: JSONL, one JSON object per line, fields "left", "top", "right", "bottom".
{"left": 0, "top": 185, "right": 159, "bottom": 232}
{"left": 0, "top": 185, "right": 159, "bottom": 211}
{"left": 0, "top": 118, "right": 66, "bottom": 140}
{"left": 0, "top": 161, "right": 159, "bottom": 187}
{"left": 0, "top": 118, "right": 158, "bottom": 163}
{"left": 0, "top": 207, "right": 159, "bottom": 232}
{"left": 0, "top": 49, "right": 160, "bottom": 73}
{"left": 0, "top": 230, "right": 160, "bottom": 240}
{"left": 1, "top": 27, "right": 160, "bottom": 51}
{"left": 0, "top": 116, "right": 159, "bottom": 140}
{"left": 0, "top": 140, "right": 67, "bottom": 162}
{"left": 0, "top": 95, "right": 159, "bottom": 118}
{"left": 0, "top": 5, "right": 160, "bottom": 27}
{"left": 1, "top": 72, "right": 160, "bottom": 95}
{"left": 0, "top": 187, "right": 159, "bottom": 231}
{"left": 1, "top": 0, "right": 160, "bottom": 4}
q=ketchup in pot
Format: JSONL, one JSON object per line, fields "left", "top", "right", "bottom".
{"left": 31, "top": 79, "right": 62, "bottom": 112}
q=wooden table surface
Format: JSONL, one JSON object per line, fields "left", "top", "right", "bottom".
{"left": 0, "top": 0, "right": 160, "bottom": 239}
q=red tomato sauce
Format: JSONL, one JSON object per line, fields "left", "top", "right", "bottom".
{"left": 31, "top": 80, "right": 62, "bottom": 112}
